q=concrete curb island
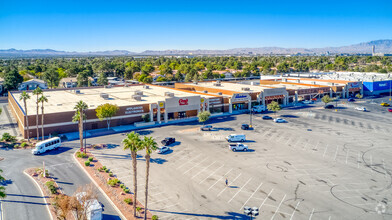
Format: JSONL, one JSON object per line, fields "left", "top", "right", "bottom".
{"left": 72, "top": 150, "right": 127, "bottom": 220}
{"left": 23, "top": 171, "right": 54, "bottom": 220}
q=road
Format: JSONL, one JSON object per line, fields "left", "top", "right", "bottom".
{"left": 0, "top": 144, "right": 121, "bottom": 220}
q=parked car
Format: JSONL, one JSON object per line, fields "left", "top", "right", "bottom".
{"left": 228, "top": 143, "right": 248, "bottom": 152}
{"left": 156, "top": 146, "right": 170, "bottom": 154}
{"left": 273, "top": 118, "right": 287, "bottom": 123}
{"left": 355, "top": 106, "right": 367, "bottom": 111}
{"left": 252, "top": 105, "right": 266, "bottom": 113}
{"left": 348, "top": 98, "right": 355, "bottom": 102}
{"left": 200, "top": 125, "right": 213, "bottom": 131}
{"left": 381, "top": 102, "right": 390, "bottom": 107}
{"left": 226, "top": 134, "right": 246, "bottom": 142}
{"left": 388, "top": 108, "right": 392, "bottom": 112}
{"left": 311, "top": 98, "right": 317, "bottom": 101}
{"left": 241, "top": 124, "right": 250, "bottom": 130}
{"left": 262, "top": 115, "right": 273, "bottom": 120}
{"left": 302, "top": 100, "right": 314, "bottom": 104}
{"left": 324, "top": 104, "right": 335, "bottom": 109}
{"left": 32, "top": 137, "right": 61, "bottom": 155}
{"left": 161, "top": 137, "right": 176, "bottom": 146}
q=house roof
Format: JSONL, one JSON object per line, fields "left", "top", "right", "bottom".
{"left": 22, "top": 79, "right": 46, "bottom": 84}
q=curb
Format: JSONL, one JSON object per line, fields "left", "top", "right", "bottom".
{"left": 1, "top": 200, "right": 3, "bottom": 220}
{"left": 72, "top": 151, "right": 127, "bottom": 220}
{"left": 23, "top": 170, "right": 54, "bottom": 220}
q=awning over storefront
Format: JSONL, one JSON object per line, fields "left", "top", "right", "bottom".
{"left": 348, "top": 87, "right": 361, "bottom": 92}
{"left": 265, "top": 95, "right": 285, "bottom": 101}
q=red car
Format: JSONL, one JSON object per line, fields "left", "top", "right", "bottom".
{"left": 388, "top": 108, "right": 392, "bottom": 112}
{"left": 311, "top": 98, "right": 317, "bottom": 101}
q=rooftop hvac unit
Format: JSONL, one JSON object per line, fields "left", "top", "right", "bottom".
{"left": 164, "top": 92, "right": 174, "bottom": 97}
{"left": 143, "top": 85, "right": 150, "bottom": 89}
{"left": 134, "top": 90, "right": 143, "bottom": 96}
{"left": 213, "top": 83, "right": 221, "bottom": 86}
{"left": 312, "top": 81, "right": 316, "bottom": 85}
{"left": 250, "top": 82, "right": 260, "bottom": 86}
{"left": 104, "top": 85, "right": 112, "bottom": 89}
{"left": 282, "top": 78, "right": 287, "bottom": 82}
{"left": 203, "top": 90, "right": 208, "bottom": 93}
{"left": 217, "top": 80, "right": 221, "bottom": 84}
{"left": 241, "top": 87, "right": 250, "bottom": 91}
{"left": 296, "top": 79, "right": 300, "bottom": 83}
{"left": 217, "top": 92, "right": 222, "bottom": 95}
{"left": 132, "top": 95, "right": 142, "bottom": 101}
{"left": 100, "top": 93, "right": 109, "bottom": 99}
{"left": 193, "top": 81, "right": 198, "bottom": 85}
{"left": 75, "top": 90, "right": 81, "bottom": 94}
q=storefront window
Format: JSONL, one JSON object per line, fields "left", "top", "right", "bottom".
{"left": 178, "top": 111, "right": 187, "bottom": 118}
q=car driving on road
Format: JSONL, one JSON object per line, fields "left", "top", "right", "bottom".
{"left": 228, "top": 143, "right": 248, "bottom": 152}
{"left": 262, "top": 115, "right": 273, "bottom": 120}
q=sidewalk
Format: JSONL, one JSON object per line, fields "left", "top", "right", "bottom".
{"left": 63, "top": 111, "right": 235, "bottom": 141}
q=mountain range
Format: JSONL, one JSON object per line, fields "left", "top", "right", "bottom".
{"left": 1, "top": 40, "right": 391, "bottom": 57}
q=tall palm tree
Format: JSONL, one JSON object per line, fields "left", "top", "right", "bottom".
{"left": 141, "top": 136, "right": 157, "bottom": 220}
{"left": 32, "top": 87, "right": 43, "bottom": 140}
{"left": 123, "top": 132, "right": 143, "bottom": 217}
{"left": 19, "top": 91, "right": 31, "bottom": 141}
{"left": 72, "top": 101, "right": 88, "bottom": 153}
{"left": 39, "top": 95, "right": 48, "bottom": 141}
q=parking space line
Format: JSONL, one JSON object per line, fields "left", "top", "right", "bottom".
{"left": 270, "top": 194, "right": 286, "bottom": 220}
{"left": 176, "top": 154, "right": 201, "bottom": 170}
{"left": 240, "top": 182, "right": 263, "bottom": 210}
{"left": 333, "top": 146, "right": 339, "bottom": 161}
{"left": 154, "top": 202, "right": 179, "bottom": 211}
{"left": 228, "top": 177, "right": 252, "bottom": 203}
{"left": 309, "top": 208, "right": 315, "bottom": 220}
{"left": 148, "top": 197, "right": 174, "bottom": 205}
{"left": 183, "top": 157, "right": 209, "bottom": 174}
{"left": 323, "top": 144, "right": 328, "bottom": 157}
{"left": 217, "top": 173, "right": 242, "bottom": 196}
{"left": 259, "top": 189, "right": 274, "bottom": 210}
{"left": 208, "top": 168, "right": 233, "bottom": 190}
{"left": 357, "top": 152, "right": 360, "bottom": 168}
{"left": 200, "top": 165, "right": 224, "bottom": 184}
{"left": 191, "top": 161, "right": 217, "bottom": 179}
{"left": 345, "top": 150, "right": 349, "bottom": 164}
{"left": 289, "top": 201, "right": 301, "bottom": 220}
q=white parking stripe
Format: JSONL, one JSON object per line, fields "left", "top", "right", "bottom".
{"left": 323, "top": 144, "right": 328, "bottom": 157}
{"left": 176, "top": 154, "right": 201, "bottom": 170}
{"left": 270, "top": 194, "right": 286, "bottom": 220}
{"left": 309, "top": 208, "right": 315, "bottom": 220}
{"left": 228, "top": 177, "right": 252, "bottom": 203}
{"left": 289, "top": 201, "right": 301, "bottom": 220}
{"left": 199, "top": 165, "right": 224, "bottom": 184}
{"left": 183, "top": 157, "right": 209, "bottom": 174}
{"left": 208, "top": 168, "right": 233, "bottom": 190}
{"left": 217, "top": 173, "right": 242, "bottom": 196}
{"left": 259, "top": 189, "right": 274, "bottom": 210}
{"left": 148, "top": 197, "right": 174, "bottom": 205}
{"left": 345, "top": 150, "right": 349, "bottom": 164}
{"left": 333, "top": 146, "right": 339, "bottom": 161}
{"left": 191, "top": 161, "right": 217, "bottom": 179}
{"left": 240, "top": 182, "right": 263, "bottom": 210}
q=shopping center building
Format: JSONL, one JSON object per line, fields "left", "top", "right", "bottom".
{"left": 8, "top": 84, "right": 217, "bottom": 139}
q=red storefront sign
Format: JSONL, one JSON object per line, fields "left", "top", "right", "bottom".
{"left": 265, "top": 95, "right": 285, "bottom": 101}
{"left": 179, "top": 99, "right": 189, "bottom": 105}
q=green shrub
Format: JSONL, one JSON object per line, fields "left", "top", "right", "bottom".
{"left": 84, "top": 161, "right": 90, "bottom": 166}
{"left": 107, "top": 178, "right": 120, "bottom": 187}
{"left": 102, "top": 166, "right": 106, "bottom": 170}
{"left": 20, "top": 142, "right": 27, "bottom": 148}
{"left": 1, "top": 133, "right": 16, "bottom": 142}
{"left": 152, "top": 215, "right": 159, "bottom": 220}
{"left": 105, "top": 169, "right": 109, "bottom": 173}
{"left": 14, "top": 144, "right": 20, "bottom": 148}
{"left": 45, "top": 181, "right": 57, "bottom": 194}
{"left": 124, "top": 198, "right": 132, "bottom": 204}
{"left": 136, "top": 207, "right": 142, "bottom": 213}
{"left": 88, "top": 157, "right": 93, "bottom": 162}
{"left": 123, "top": 188, "right": 130, "bottom": 193}
{"left": 109, "top": 172, "right": 114, "bottom": 177}
{"left": 76, "top": 152, "right": 88, "bottom": 158}
{"left": 120, "top": 184, "right": 124, "bottom": 188}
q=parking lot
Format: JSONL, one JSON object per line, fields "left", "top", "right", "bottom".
{"left": 69, "top": 97, "right": 392, "bottom": 219}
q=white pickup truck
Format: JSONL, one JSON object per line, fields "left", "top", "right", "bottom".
{"left": 228, "top": 143, "right": 248, "bottom": 152}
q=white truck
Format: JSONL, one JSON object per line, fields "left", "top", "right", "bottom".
{"left": 229, "top": 143, "right": 249, "bottom": 152}
{"left": 226, "top": 134, "right": 246, "bottom": 142}
{"left": 252, "top": 105, "right": 266, "bottom": 113}
{"left": 31, "top": 137, "right": 61, "bottom": 155}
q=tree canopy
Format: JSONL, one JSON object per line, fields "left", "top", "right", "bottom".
{"left": 95, "top": 103, "right": 119, "bottom": 129}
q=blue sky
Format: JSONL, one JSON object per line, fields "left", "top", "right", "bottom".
{"left": 1, "top": 0, "right": 392, "bottom": 52}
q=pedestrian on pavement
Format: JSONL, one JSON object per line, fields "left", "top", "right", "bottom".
{"left": 225, "top": 178, "right": 228, "bottom": 187}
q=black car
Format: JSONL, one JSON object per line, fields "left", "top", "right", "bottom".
{"left": 262, "top": 115, "right": 273, "bottom": 120}
{"left": 241, "top": 124, "right": 250, "bottom": 130}
{"left": 161, "top": 137, "right": 176, "bottom": 146}
{"left": 324, "top": 104, "right": 334, "bottom": 109}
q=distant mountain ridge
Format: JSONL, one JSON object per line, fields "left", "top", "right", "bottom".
{"left": 1, "top": 40, "right": 391, "bottom": 57}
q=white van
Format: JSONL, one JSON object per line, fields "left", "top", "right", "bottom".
{"left": 252, "top": 105, "right": 266, "bottom": 113}
{"left": 226, "top": 134, "right": 246, "bottom": 142}
{"left": 32, "top": 137, "right": 61, "bottom": 155}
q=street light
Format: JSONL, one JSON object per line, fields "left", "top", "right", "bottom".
{"left": 249, "top": 109, "right": 253, "bottom": 128}
{"left": 244, "top": 206, "right": 259, "bottom": 220}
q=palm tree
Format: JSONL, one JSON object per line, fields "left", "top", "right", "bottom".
{"left": 141, "top": 136, "right": 157, "bottom": 220}
{"left": 0, "top": 169, "right": 6, "bottom": 198}
{"left": 39, "top": 95, "right": 48, "bottom": 141}
{"left": 19, "top": 91, "right": 31, "bottom": 141}
{"left": 32, "top": 87, "right": 43, "bottom": 140}
{"left": 72, "top": 101, "right": 88, "bottom": 153}
{"left": 123, "top": 132, "right": 143, "bottom": 217}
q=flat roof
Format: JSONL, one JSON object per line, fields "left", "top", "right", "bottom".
{"left": 12, "top": 85, "right": 213, "bottom": 115}
{"left": 183, "top": 82, "right": 281, "bottom": 93}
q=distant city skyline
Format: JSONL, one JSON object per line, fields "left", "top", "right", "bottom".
{"left": 1, "top": 0, "right": 392, "bottom": 52}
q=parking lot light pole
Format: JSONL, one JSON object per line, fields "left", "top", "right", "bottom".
{"left": 249, "top": 110, "right": 253, "bottom": 128}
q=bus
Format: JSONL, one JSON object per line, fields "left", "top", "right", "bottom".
{"left": 32, "top": 137, "right": 61, "bottom": 155}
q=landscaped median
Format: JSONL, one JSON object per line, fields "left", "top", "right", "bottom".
{"left": 73, "top": 148, "right": 153, "bottom": 219}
